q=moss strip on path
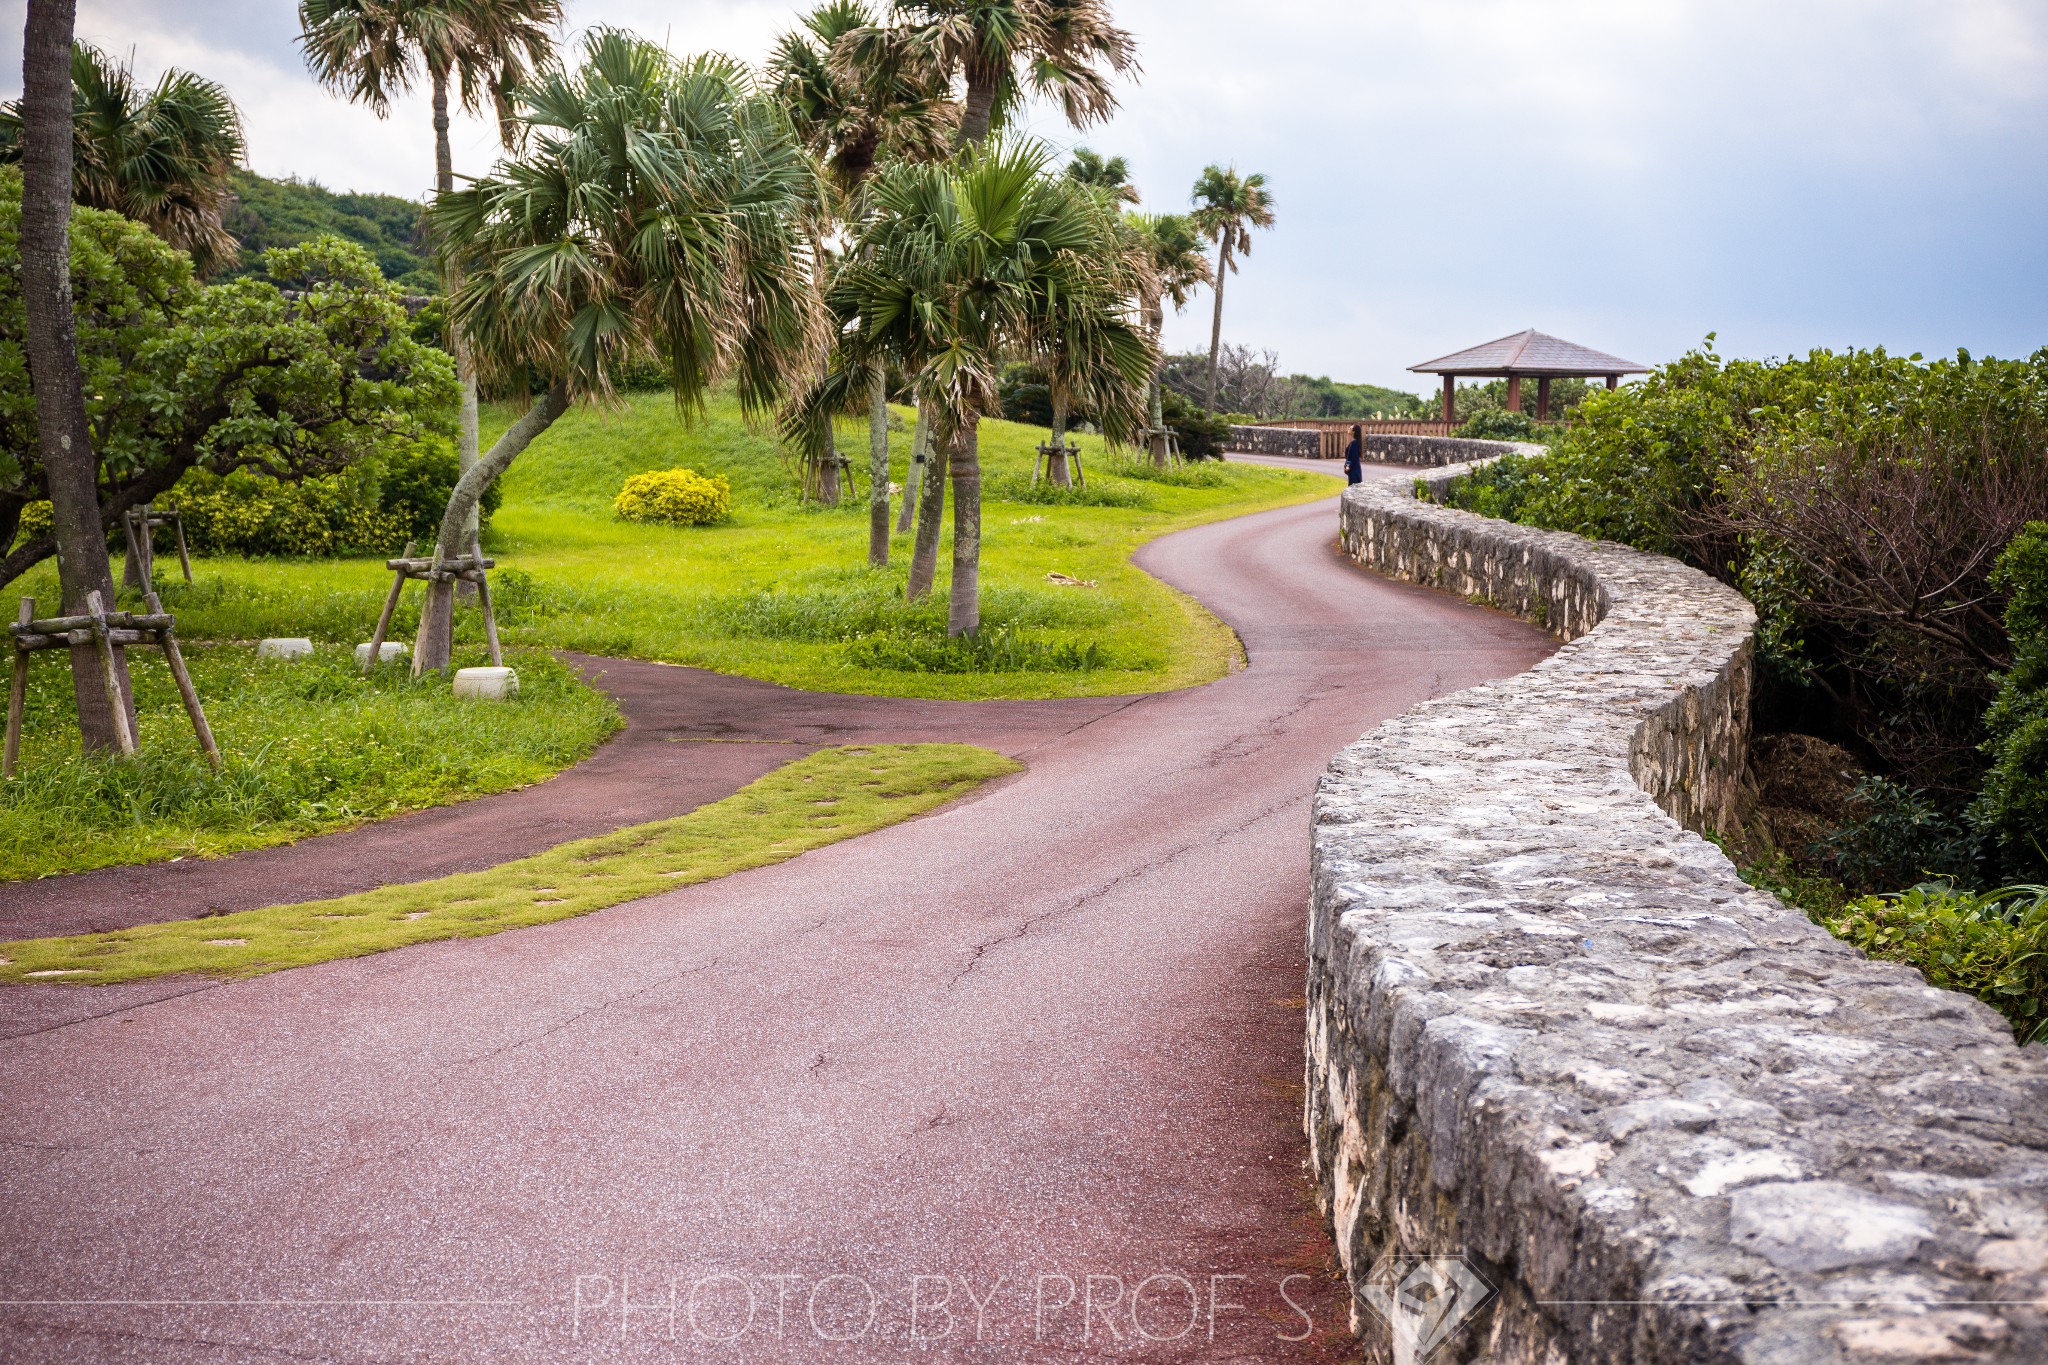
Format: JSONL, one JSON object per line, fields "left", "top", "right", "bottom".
{"left": 0, "top": 744, "right": 1020, "bottom": 986}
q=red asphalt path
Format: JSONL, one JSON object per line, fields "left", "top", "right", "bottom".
{"left": 0, "top": 467, "right": 1551, "bottom": 1363}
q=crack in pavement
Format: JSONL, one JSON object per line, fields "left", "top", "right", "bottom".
{"left": 448, "top": 954, "right": 728, "bottom": 1070}
{"left": 947, "top": 789, "right": 1312, "bottom": 988}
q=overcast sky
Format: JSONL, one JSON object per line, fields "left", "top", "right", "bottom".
{"left": 6, "top": 0, "right": 2047, "bottom": 395}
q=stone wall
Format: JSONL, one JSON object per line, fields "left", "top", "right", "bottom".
{"left": 1362, "top": 433, "right": 1524, "bottom": 467}
{"left": 1307, "top": 463, "right": 2048, "bottom": 1363}
{"left": 1229, "top": 424, "right": 1323, "bottom": 457}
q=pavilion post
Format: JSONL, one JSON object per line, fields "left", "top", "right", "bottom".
{"left": 1505, "top": 375, "right": 1522, "bottom": 414}
{"left": 1441, "top": 375, "right": 1455, "bottom": 425}
{"left": 1537, "top": 377, "right": 1552, "bottom": 421}
{"left": 1606, "top": 375, "right": 1619, "bottom": 390}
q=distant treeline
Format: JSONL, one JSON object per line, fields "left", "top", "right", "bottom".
{"left": 222, "top": 170, "right": 433, "bottom": 291}
{"left": 1159, "top": 345, "right": 1430, "bottom": 420}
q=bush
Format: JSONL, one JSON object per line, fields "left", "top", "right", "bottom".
{"left": 1102, "top": 454, "right": 1226, "bottom": 488}
{"left": 1455, "top": 409, "right": 1539, "bottom": 442}
{"left": 845, "top": 625, "right": 1106, "bottom": 673}
{"left": 1817, "top": 777, "right": 1985, "bottom": 893}
{"left": 1817, "top": 882, "right": 2048, "bottom": 1045}
{"left": 377, "top": 438, "right": 501, "bottom": 545}
{"left": 614, "top": 467, "right": 733, "bottom": 525}
{"left": 1161, "top": 389, "right": 1229, "bottom": 460}
{"left": 174, "top": 467, "right": 408, "bottom": 558}
{"left": 1973, "top": 522, "right": 2048, "bottom": 879}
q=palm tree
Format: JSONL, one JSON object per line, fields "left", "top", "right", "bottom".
{"left": 770, "top": 1, "right": 955, "bottom": 200}
{"left": 883, "top": 0, "right": 1138, "bottom": 149}
{"left": 0, "top": 43, "right": 247, "bottom": 275}
{"left": 770, "top": 0, "right": 955, "bottom": 554}
{"left": 1189, "top": 164, "right": 1273, "bottom": 414}
{"left": 1125, "top": 210, "right": 1211, "bottom": 464}
{"left": 298, "top": 0, "right": 560, "bottom": 539}
{"left": 791, "top": 140, "right": 1152, "bottom": 634}
{"left": 1065, "top": 145, "right": 1136, "bottom": 204}
{"left": 17, "top": 0, "right": 133, "bottom": 753}
{"left": 417, "top": 29, "right": 826, "bottom": 673}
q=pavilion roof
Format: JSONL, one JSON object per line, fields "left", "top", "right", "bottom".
{"left": 1409, "top": 329, "right": 1648, "bottom": 378}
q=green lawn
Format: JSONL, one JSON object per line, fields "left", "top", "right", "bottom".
{"left": 135, "top": 393, "right": 1338, "bottom": 699}
{"left": 0, "top": 644, "right": 619, "bottom": 881}
{"left": 0, "top": 744, "right": 1017, "bottom": 983}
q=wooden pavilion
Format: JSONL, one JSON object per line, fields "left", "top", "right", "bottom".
{"left": 1410, "top": 329, "right": 1647, "bottom": 422}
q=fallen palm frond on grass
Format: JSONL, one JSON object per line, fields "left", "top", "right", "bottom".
{"left": 1, "top": 744, "right": 1019, "bottom": 985}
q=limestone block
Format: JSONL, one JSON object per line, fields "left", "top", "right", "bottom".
{"left": 452, "top": 666, "right": 518, "bottom": 700}
{"left": 355, "top": 641, "right": 408, "bottom": 667}
{"left": 256, "top": 637, "right": 313, "bottom": 660}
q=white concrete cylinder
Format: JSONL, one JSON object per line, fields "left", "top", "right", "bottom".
{"left": 452, "top": 666, "right": 519, "bottom": 700}
{"left": 257, "top": 637, "right": 314, "bottom": 660}
{"left": 355, "top": 641, "right": 409, "bottom": 667}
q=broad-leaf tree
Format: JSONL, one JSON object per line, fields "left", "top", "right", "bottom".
{"left": 0, "top": 42, "right": 247, "bottom": 275}
{"left": 882, "top": 0, "right": 1137, "bottom": 149}
{"left": 0, "top": 171, "right": 457, "bottom": 589}
{"left": 1190, "top": 164, "right": 1273, "bottom": 414}
{"left": 790, "top": 140, "right": 1152, "bottom": 634}
{"left": 1125, "top": 210, "right": 1210, "bottom": 464}
{"left": 420, "top": 29, "right": 826, "bottom": 674}
{"left": 299, "top": 0, "right": 560, "bottom": 536}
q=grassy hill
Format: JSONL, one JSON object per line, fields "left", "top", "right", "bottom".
{"left": 150, "top": 395, "right": 1339, "bottom": 700}
{"left": 222, "top": 170, "right": 433, "bottom": 289}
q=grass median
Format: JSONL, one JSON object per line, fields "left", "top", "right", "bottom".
{"left": 0, "top": 743, "right": 1019, "bottom": 985}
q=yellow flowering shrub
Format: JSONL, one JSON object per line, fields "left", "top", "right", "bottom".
{"left": 614, "top": 467, "right": 732, "bottom": 526}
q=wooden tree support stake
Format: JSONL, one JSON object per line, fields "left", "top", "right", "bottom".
{"left": 4, "top": 589, "right": 219, "bottom": 776}
{"left": 366, "top": 540, "right": 503, "bottom": 673}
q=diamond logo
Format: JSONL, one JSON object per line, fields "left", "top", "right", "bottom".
{"left": 1359, "top": 1256, "right": 1496, "bottom": 1365}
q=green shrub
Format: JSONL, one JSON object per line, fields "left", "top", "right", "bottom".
{"left": 174, "top": 467, "right": 408, "bottom": 558}
{"left": 1434, "top": 450, "right": 1539, "bottom": 521}
{"left": 845, "top": 625, "right": 1106, "bottom": 673}
{"left": 161, "top": 436, "right": 495, "bottom": 560}
{"left": 1817, "top": 777, "right": 1985, "bottom": 893}
{"left": 1455, "top": 409, "right": 1539, "bottom": 442}
{"left": 614, "top": 467, "right": 732, "bottom": 525}
{"left": 376, "top": 437, "right": 501, "bottom": 544}
{"left": 1973, "top": 522, "right": 2048, "bottom": 879}
{"left": 1817, "top": 882, "right": 2048, "bottom": 1045}
{"left": 1161, "top": 389, "right": 1229, "bottom": 460}
{"left": 12, "top": 498, "right": 50, "bottom": 548}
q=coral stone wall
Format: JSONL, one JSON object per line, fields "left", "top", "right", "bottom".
{"left": 1308, "top": 458, "right": 2048, "bottom": 1363}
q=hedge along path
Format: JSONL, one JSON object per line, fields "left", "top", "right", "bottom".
{"left": 0, "top": 744, "right": 1019, "bottom": 985}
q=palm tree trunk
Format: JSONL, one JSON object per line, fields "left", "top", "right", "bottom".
{"left": 1048, "top": 386, "right": 1071, "bottom": 487}
{"left": 945, "top": 415, "right": 981, "bottom": 637}
{"left": 22, "top": 0, "right": 134, "bottom": 752}
{"left": 906, "top": 413, "right": 949, "bottom": 601}
{"left": 867, "top": 367, "right": 890, "bottom": 567}
{"left": 431, "top": 65, "right": 483, "bottom": 558}
{"left": 896, "top": 405, "right": 926, "bottom": 533}
{"left": 414, "top": 383, "right": 570, "bottom": 674}
{"left": 957, "top": 64, "right": 998, "bottom": 147}
{"left": 1148, "top": 300, "right": 1169, "bottom": 467}
{"left": 1204, "top": 240, "right": 1230, "bottom": 414}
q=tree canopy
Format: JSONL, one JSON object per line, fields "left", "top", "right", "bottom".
{"left": 0, "top": 167, "right": 455, "bottom": 586}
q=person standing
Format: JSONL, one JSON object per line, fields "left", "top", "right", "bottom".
{"left": 1343, "top": 424, "right": 1364, "bottom": 485}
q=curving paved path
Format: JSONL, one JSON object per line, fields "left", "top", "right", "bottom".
{"left": 0, "top": 465, "right": 1551, "bottom": 1362}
